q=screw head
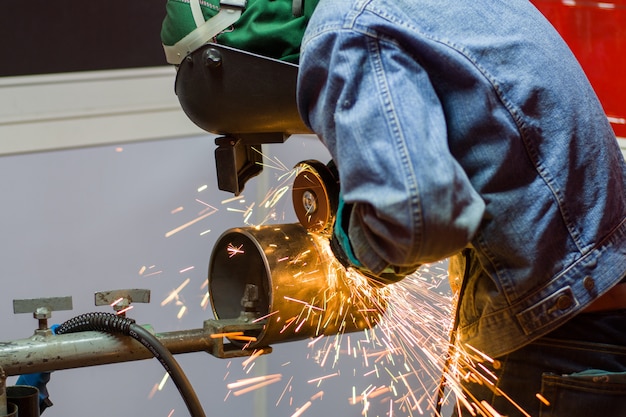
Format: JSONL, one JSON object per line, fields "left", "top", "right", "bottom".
{"left": 204, "top": 48, "right": 222, "bottom": 68}
{"left": 302, "top": 190, "right": 317, "bottom": 215}
{"left": 33, "top": 306, "right": 51, "bottom": 320}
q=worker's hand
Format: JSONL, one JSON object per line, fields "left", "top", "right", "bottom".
{"left": 330, "top": 196, "right": 407, "bottom": 286}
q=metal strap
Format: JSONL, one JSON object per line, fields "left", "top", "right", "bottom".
{"left": 190, "top": 0, "right": 206, "bottom": 28}
{"left": 292, "top": 0, "right": 304, "bottom": 17}
{"left": 163, "top": 0, "right": 247, "bottom": 65}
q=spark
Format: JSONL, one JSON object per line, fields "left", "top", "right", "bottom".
{"left": 464, "top": 344, "right": 494, "bottom": 363}
{"left": 275, "top": 376, "right": 294, "bottom": 406}
{"left": 138, "top": 265, "right": 146, "bottom": 275}
{"left": 243, "top": 202, "right": 256, "bottom": 224}
{"left": 291, "top": 401, "right": 312, "bottom": 417}
{"left": 264, "top": 186, "right": 291, "bottom": 209}
{"left": 307, "top": 335, "right": 325, "bottom": 347}
{"left": 195, "top": 198, "right": 214, "bottom": 208}
{"left": 210, "top": 332, "right": 245, "bottom": 340}
{"left": 221, "top": 195, "right": 244, "bottom": 204}
{"left": 109, "top": 297, "right": 124, "bottom": 307}
{"left": 165, "top": 208, "right": 218, "bottom": 238}
{"left": 197, "top": 184, "right": 208, "bottom": 192}
{"left": 200, "top": 292, "right": 210, "bottom": 309}
{"left": 115, "top": 305, "right": 134, "bottom": 315}
{"left": 252, "top": 147, "right": 290, "bottom": 172}
{"left": 535, "top": 393, "right": 550, "bottom": 406}
{"left": 252, "top": 310, "right": 279, "bottom": 323}
{"left": 177, "top": 305, "right": 187, "bottom": 319}
{"left": 115, "top": 147, "right": 124, "bottom": 152}
{"left": 200, "top": 229, "right": 211, "bottom": 236}
{"left": 480, "top": 401, "right": 503, "bottom": 417}
{"left": 158, "top": 372, "right": 170, "bottom": 391}
{"left": 283, "top": 296, "right": 324, "bottom": 312}
{"left": 227, "top": 374, "right": 282, "bottom": 389}
{"left": 170, "top": 206, "right": 184, "bottom": 214}
{"left": 161, "top": 278, "right": 190, "bottom": 306}
{"left": 241, "top": 349, "right": 265, "bottom": 369}
{"left": 231, "top": 375, "right": 282, "bottom": 396}
{"left": 307, "top": 372, "right": 339, "bottom": 384}
{"left": 227, "top": 243, "right": 244, "bottom": 257}
{"left": 167, "top": 410, "right": 175, "bottom": 417}
{"left": 148, "top": 384, "right": 158, "bottom": 399}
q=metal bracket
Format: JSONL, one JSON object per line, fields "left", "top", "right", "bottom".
{"left": 13, "top": 296, "right": 73, "bottom": 335}
{"left": 204, "top": 318, "right": 272, "bottom": 359}
{"left": 94, "top": 289, "right": 151, "bottom": 316}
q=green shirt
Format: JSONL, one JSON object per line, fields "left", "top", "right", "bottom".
{"left": 161, "top": 0, "right": 319, "bottom": 63}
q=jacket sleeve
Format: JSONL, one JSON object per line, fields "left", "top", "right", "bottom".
{"left": 297, "top": 28, "right": 485, "bottom": 275}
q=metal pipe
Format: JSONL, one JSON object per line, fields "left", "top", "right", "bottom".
{"left": 0, "top": 327, "right": 214, "bottom": 377}
{"left": 6, "top": 386, "right": 39, "bottom": 417}
{"left": 208, "top": 224, "right": 387, "bottom": 348}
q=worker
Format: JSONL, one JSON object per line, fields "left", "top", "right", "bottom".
{"left": 162, "top": 0, "right": 626, "bottom": 415}
{"left": 296, "top": 0, "right": 626, "bottom": 416}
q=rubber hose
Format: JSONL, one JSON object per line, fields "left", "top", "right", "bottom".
{"left": 56, "top": 312, "right": 206, "bottom": 417}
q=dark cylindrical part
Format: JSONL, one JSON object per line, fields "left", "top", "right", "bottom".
{"left": 208, "top": 224, "right": 387, "bottom": 348}
{"left": 7, "top": 386, "right": 39, "bottom": 417}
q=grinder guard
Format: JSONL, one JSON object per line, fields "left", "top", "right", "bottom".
{"left": 175, "top": 43, "right": 312, "bottom": 194}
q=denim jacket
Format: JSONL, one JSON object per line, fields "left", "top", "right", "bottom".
{"left": 297, "top": 0, "right": 626, "bottom": 358}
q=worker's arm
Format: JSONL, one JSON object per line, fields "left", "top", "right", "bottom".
{"left": 297, "top": 26, "right": 485, "bottom": 278}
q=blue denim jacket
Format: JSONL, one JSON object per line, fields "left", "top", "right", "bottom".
{"left": 297, "top": 0, "right": 626, "bottom": 358}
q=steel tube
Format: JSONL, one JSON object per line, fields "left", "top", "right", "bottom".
{"left": 208, "top": 224, "right": 387, "bottom": 348}
{"left": 0, "top": 327, "right": 213, "bottom": 376}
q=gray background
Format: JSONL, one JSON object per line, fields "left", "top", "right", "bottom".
{"left": 1, "top": 134, "right": 445, "bottom": 417}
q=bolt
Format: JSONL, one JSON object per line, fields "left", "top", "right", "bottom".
{"left": 204, "top": 48, "right": 222, "bottom": 68}
{"left": 33, "top": 307, "right": 51, "bottom": 330}
{"left": 241, "top": 284, "right": 259, "bottom": 310}
{"left": 302, "top": 190, "right": 317, "bottom": 215}
{"left": 112, "top": 297, "right": 132, "bottom": 317}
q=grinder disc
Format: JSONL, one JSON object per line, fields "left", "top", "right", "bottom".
{"left": 292, "top": 160, "right": 339, "bottom": 232}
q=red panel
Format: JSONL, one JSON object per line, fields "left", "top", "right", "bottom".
{"left": 532, "top": 0, "right": 626, "bottom": 137}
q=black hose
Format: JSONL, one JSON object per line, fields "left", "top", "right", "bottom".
{"left": 56, "top": 312, "right": 206, "bottom": 417}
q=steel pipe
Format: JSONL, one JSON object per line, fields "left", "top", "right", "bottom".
{"left": 0, "top": 327, "right": 213, "bottom": 377}
{"left": 208, "top": 224, "right": 387, "bottom": 348}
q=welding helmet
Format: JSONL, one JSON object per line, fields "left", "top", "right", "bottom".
{"left": 161, "top": 0, "right": 319, "bottom": 65}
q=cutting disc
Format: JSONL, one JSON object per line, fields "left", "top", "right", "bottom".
{"left": 292, "top": 160, "right": 339, "bottom": 232}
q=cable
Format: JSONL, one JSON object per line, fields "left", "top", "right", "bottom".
{"left": 56, "top": 312, "right": 206, "bottom": 417}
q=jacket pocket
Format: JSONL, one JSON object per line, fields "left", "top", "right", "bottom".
{"left": 539, "top": 370, "right": 626, "bottom": 417}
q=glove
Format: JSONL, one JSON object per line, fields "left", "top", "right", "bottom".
{"left": 330, "top": 195, "right": 407, "bottom": 286}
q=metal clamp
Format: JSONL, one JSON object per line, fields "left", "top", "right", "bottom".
{"left": 204, "top": 318, "right": 271, "bottom": 359}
